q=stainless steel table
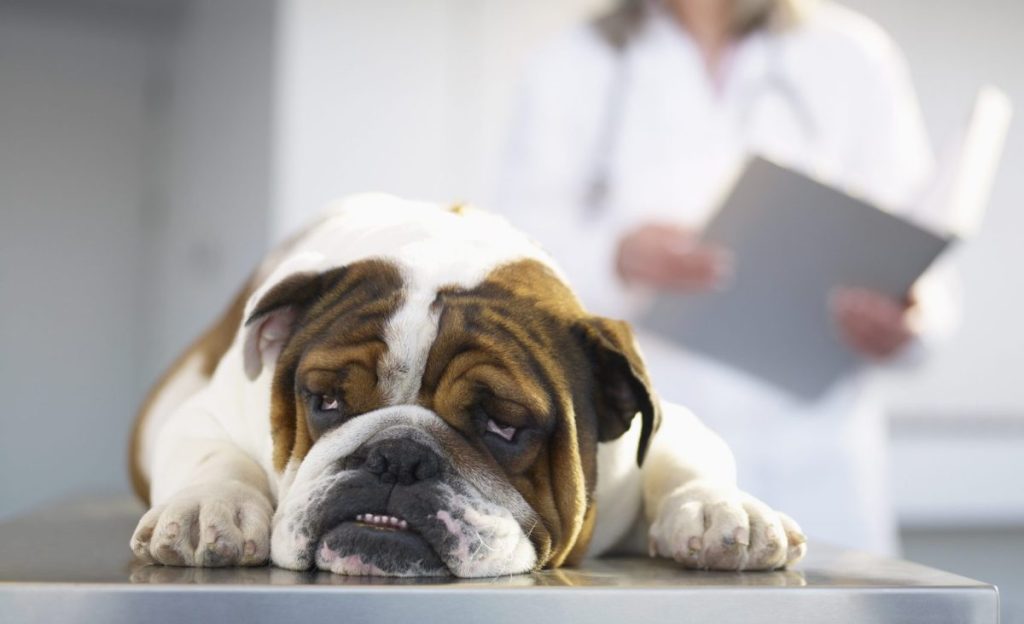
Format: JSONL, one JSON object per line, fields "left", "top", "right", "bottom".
{"left": 0, "top": 498, "right": 999, "bottom": 623}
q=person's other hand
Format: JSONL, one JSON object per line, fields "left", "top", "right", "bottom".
{"left": 830, "top": 287, "right": 915, "bottom": 360}
{"left": 616, "top": 223, "right": 733, "bottom": 292}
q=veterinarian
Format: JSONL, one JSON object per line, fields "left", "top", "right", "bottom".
{"left": 495, "top": 0, "right": 957, "bottom": 555}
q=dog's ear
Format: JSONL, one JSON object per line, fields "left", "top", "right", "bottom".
{"left": 242, "top": 271, "right": 333, "bottom": 380}
{"left": 572, "top": 316, "right": 662, "bottom": 466}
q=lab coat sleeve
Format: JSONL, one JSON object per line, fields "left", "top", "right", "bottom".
{"left": 900, "top": 257, "right": 961, "bottom": 364}
{"left": 492, "top": 28, "right": 643, "bottom": 320}
{"left": 843, "top": 33, "right": 961, "bottom": 363}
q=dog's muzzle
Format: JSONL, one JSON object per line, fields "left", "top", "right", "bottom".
{"left": 270, "top": 408, "right": 539, "bottom": 577}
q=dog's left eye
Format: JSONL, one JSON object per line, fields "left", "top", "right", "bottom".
{"left": 485, "top": 418, "right": 516, "bottom": 442}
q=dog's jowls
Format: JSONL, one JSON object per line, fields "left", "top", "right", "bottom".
{"left": 128, "top": 195, "right": 806, "bottom": 576}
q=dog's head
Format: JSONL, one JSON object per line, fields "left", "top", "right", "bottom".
{"left": 244, "top": 216, "right": 659, "bottom": 577}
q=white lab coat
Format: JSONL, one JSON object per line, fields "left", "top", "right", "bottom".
{"left": 495, "top": 1, "right": 952, "bottom": 555}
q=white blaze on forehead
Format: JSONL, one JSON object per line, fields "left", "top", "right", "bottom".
{"left": 239, "top": 195, "right": 566, "bottom": 408}
{"left": 379, "top": 282, "right": 441, "bottom": 405}
{"left": 244, "top": 194, "right": 565, "bottom": 334}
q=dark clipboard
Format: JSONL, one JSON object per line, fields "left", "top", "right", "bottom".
{"left": 637, "top": 157, "right": 953, "bottom": 400}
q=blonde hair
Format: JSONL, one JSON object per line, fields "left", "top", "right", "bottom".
{"left": 596, "top": 0, "right": 818, "bottom": 46}
{"left": 732, "top": 0, "right": 817, "bottom": 34}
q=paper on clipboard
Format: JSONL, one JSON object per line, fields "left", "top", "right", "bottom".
{"left": 917, "top": 86, "right": 1012, "bottom": 237}
{"left": 637, "top": 88, "right": 1010, "bottom": 400}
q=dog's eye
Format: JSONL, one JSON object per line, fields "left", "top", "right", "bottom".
{"left": 485, "top": 418, "right": 516, "bottom": 442}
{"left": 318, "top": 395, "right": 341, "bottom": 412}
{"left": 303, "top": 389, "right": 347, "bottom": 438}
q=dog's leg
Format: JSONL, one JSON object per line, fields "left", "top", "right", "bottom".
{"left": 641, "top": 402, "right": 807, "bottom": 571}
{"left": 130, "top": 404, "right": 273, "bottom": 567}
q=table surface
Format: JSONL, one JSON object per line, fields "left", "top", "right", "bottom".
{"left": 0, "top": 497, "right": 999, "bottom": 624}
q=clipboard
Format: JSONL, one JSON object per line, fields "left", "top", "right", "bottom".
{"left": 637, "top": 87, "right": 1010, "bottom": 399}
{"left": 638, "top": 157, "right": 951, "bottom": 399}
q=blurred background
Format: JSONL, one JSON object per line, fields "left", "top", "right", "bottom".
{"left": 0, "top": 0, "right": 1020, "bottom": 618}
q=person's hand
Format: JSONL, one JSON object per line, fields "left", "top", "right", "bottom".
{"left": 616, "top": 223, "right": 733, "bottom": 292}
{"left": 830, "top": 287, "right": 915, "bottom": 360}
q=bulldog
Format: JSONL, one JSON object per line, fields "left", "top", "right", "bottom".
{"left": 128, "top": 195, "right": 807, "bottom": 577}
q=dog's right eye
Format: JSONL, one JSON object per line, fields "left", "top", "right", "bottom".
{"left": 318, "top": 395, "right": 341, "bottom": 412}
{"left": 303, "top": 389, "right": 348, "bottom": 437}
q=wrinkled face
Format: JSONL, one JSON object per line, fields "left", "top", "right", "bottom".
{"left": 245, "top": 259, "right": 657, "bottom": 577}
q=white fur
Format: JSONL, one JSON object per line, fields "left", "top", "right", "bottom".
{"left": 134, "top": 352, "right": 207, "bottom": 484}
{"left": 587, "top": 402, "right": 807, "bottom": 570}
{"left": 131, "top": 480, "right": 272, "bottom": 567}
{"left": 378, "top": 282, "right": 442, "bottom": 405}
{"left": 132, "top": 195, "right": 806, "bottom": 574}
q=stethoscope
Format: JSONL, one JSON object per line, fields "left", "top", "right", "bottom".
{"left": 586, "top": 13, "right": 819, "bottom": 214}
{"left": 734, "top": 37, "right": 818, "bottom": 144}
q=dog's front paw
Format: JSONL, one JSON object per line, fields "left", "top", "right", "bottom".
{"left": 130, "top": 481, "right": 272, "bottom": 567}
{"left": 648, "top": 480, "right": 806, "bottom": 571}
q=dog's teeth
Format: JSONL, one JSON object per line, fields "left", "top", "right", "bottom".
{"left": 353, "top": 513, "right": 409, "bottom": 528}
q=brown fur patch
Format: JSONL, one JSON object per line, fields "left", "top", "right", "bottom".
{"left": 563, "top": 502, "right": 598, "bottom": 566}
{"left": 266, "top": 260, "right": 404, "bottom": 470}
{"left": 415, "top": 260, "right": 659, "bottom": 568}
{"left": 416, "top": 261, "right": 602, "bottom": 567}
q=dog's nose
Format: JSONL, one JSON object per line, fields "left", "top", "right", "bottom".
{"left": 363, "top": 438, "right": 441, "bottom": 485}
